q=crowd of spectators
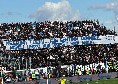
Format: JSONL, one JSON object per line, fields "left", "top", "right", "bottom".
{"left": 0, "top": 19, "right": 116, "bottom": 41}
{"left": 1, "top": 43, "right": 118, "bottom": 70}
{"left": 0, "top": 20, "right": 118, "bottom": 83}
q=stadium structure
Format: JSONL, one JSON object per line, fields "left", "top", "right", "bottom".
{"left": 0, "top": 20, "right": 118, "bottom": 84}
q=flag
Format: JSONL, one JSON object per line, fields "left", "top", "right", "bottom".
{"left": 40, "top": 32, "right": 42, "bottom": 35}
{"left": 106, "top": 61, "right": 108, "bottom": 68}
{"left": 71, "top": 27, "right": 74, "bottom": 29}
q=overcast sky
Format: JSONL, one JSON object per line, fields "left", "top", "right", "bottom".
{"left": 0, "top": 0, "right": 118, "bottom": 32}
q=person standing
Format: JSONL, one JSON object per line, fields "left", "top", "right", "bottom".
{"left": 56, "top": 77, "right": 69, "bottom": 84}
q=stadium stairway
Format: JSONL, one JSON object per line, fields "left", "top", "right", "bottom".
{"left": 0, "top": 39, "right": 5, "bottom": 52}
{"left": 0, "top": 39, "right": 6, "bottom": 64}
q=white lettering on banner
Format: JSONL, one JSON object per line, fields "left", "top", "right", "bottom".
{"left": 55, "top": 38, "right": 61, "bottom": 43}
{"left": 32, "top": 45, "right": 39, "bottom": 49}
{"left": 81, "top": 66, "right": 85, "bottom": 71}
{"left": 40, "top": 44, "right": 43, "bottom": 48}
{"left": 32, "top": 40, "right": 40, "bottom": 44}
{"left": 26, "top": 40, "right": 30, "bottom": 45}
{"left": 76, "top": 63, "right": 105, "bottom": 72}
{"left": 24, "top": 45, "right": 27, "bottom": 49}
{"left": 3, "top": 36, "right": 118, "bottom": 50}
{"left": 30, "top": 40, "right": 34, "bottom": 45}
{"left": 44, "top": 39, "right": 50, "bottom": 44}
{"left": 44, "top": 39, "right": 50, "bottom": 47}
{"left": 9, "top": 41, "right": 13, "bottom": 45}
{"left": 85, "top": 65, "right": 89, "bottom": 70}
{"left": 106, "top": 35, "right": 115, "bottom": 41}
{"left": 90, "top": 64, "right": 92, "bottom": 70}
{"left": 92, "top": 63, "right": 96, "bottom": 69}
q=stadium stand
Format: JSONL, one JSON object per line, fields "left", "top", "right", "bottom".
{"left": 0, "top": 20, "right": 118, "bottom": 83}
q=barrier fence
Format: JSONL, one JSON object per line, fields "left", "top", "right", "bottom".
{"left": 4, "top": 72, "right": 118, "bottom": 84}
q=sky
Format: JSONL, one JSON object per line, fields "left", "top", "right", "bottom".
{"left": 0, "top": 0, "right": 118, "bottom": 32}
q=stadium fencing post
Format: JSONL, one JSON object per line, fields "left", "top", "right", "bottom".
{"left": 47, "top": 67, "right": 48, "bottom": 84}
{"left": 26, "top": 58, "right": 27, "bottom": 70}
{"left": 19, "top": 58, "right": 20, "bottom": 70}
{"left": 47, "top": 59, "right": 48, "bottom": 84}
{"left": 1, "top": 69, "right": 3, "bottom": 84}
{"left": 29, "top": 57, "right": 31, "bottom": 69}
{"left": 26, "top": 58, "right": 28, "bottom": 81}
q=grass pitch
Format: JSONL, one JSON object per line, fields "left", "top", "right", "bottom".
{"left": 67, "top": 78, "right": 118, "bottom": 84}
